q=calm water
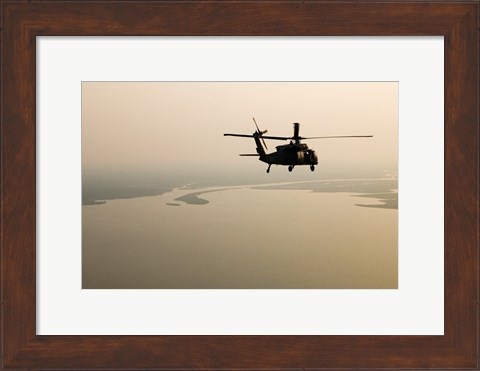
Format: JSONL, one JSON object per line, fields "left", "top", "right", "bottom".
{"left": 82, "top": 184, "right": 398, "bottom": 289}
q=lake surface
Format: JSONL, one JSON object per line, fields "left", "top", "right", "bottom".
{"left": 83, "top": 181, "right": 397, "bottom": 289}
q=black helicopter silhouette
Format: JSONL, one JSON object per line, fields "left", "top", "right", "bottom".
{"left": 224, "top": 118, "right": 373, "bottom": 173}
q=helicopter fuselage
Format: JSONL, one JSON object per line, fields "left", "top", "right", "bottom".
{"left": 251, "top": 131, "right": 317, "bottom": 172}
{"left": 260, "top": 143, "right": 318, "bottom": 166}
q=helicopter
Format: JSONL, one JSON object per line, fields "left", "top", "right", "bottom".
{"left": 224, "top": 118, "right": 373, "bottom": 173}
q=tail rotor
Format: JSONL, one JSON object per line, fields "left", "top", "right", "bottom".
{"left": 253, "top": 117, "right": 268, "bottom": 150}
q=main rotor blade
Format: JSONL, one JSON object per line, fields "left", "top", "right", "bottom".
{"left": 224, "top": 133, "right": 254, "bottom": 138}
{"left": 261, "top": 135, "right": 291, "bottom": 140}
{"left": 226, "top": 133, "right": 373, "bottom": 140}
{"left": 239, "top": 154, "right": 260, "bottom": 156}
{"left": 301, "top": 135, "right": 374, "bottom": 139}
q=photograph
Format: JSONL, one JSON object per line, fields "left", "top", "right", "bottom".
{"left": 82, "top": 81, "right": 398, "bottom": 289}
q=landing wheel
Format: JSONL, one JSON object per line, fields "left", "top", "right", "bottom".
{"left": 310, "top": 165, "right": 315, "bottom": 172}
{"left": 288, "top": 165, "right": 294, "bottom": 172}
{"left": 266, "top": 164, "right": 271, "bottom": 173}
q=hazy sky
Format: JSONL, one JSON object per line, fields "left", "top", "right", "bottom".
{"left": 82, "top": 82, "right": 398, "bottom": 182}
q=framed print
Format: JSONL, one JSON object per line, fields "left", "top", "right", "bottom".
{"left": 1, "top": 1, "right": 478, "bottom": 369}
{"left": 36, "top": 37, "right": 442, "bottom": 337}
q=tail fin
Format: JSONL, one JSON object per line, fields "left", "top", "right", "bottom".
{"left": 253, "top": 133, "right": 266, "bottom": 156}
{"left": 252, "top": 118, "right": 267, "bottom": 156}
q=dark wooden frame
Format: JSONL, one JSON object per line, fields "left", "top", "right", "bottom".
{"left": 1, "top": 0, "right": 478, "bottom": 369}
